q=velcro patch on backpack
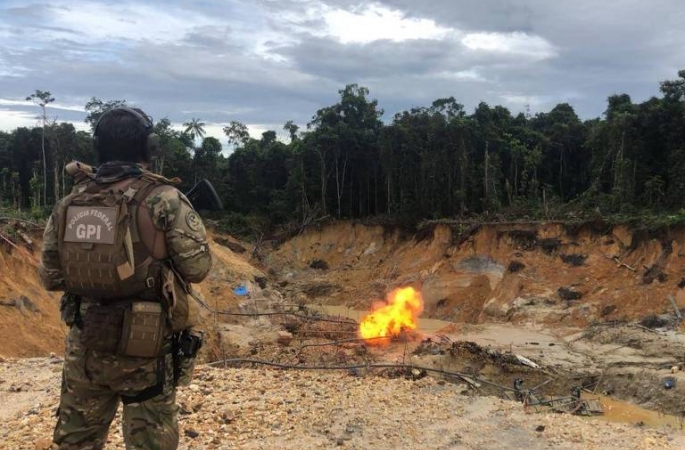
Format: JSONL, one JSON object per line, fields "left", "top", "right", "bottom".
{"left": 63, "top": 206, "right": 118, "bottom": 244}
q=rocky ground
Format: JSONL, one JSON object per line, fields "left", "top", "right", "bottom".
{"left": 1, "top": 356, "right": 684, "bottom": 450}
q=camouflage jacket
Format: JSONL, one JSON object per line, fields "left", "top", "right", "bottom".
{"left": 39, "top": 162, "right": 212, "bottom": 292}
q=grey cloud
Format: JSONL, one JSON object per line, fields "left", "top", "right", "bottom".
{"left": 1, "top": 25, "right": 334, "bottom": 128}
{"left": 294, "top": 0, "right": 685, "bottom": 117}
{"left": 183, "top": 26, "right": 238, "bottom": 50}
{"left": 276, "top": 37, "right": 459, "bottom": 81}
{"left": 1, "top": 0, "right": 684, "bottom": 137}
{"left": 343, "top": 0, "right": 685, "bottom": 76}
{"left": 271, "top": 30, "right": 572, "bottom": 116}
{"left": 6, "top": 3, "right": 54, "bottom": 20}
{"left": 308, "top": 0, "right": 536, "bottom": 32}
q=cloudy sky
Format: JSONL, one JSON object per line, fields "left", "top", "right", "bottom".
{"left": 1, "top": 0, "right": 684, "bottom": 143}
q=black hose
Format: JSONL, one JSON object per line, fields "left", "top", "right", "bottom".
{"left": 204, "top": 358, "right": 524, "bottom": 393}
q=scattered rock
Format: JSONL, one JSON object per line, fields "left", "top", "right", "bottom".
{"left": 0, "top": 296, "right": 40, "bottom": 313}
{"left": 0, "top": 360, "right": 683, "bottom": 449}
{"left": 20, "top": 296, "right": 40, "bottom": 313}
{"left": 501, "top": 230, "right": 537, "bottom": 251}
{"left": 303, "top": 282, "right": 337, "bottom": 298}
{"left": 601, "top": 304, "right": 617, "bottom": 316}
{"left": 190, "top": 399, "right": 203, "bottom": 412}
{"left": 511, "top": 297, "right": 537, "bottom": 309}
{"left": 539, "top": 238, "right": 561, "bottom": 255}
{"left": 184, "top": 429, "right": 200, "bottom": 439}
{"left": 642, "top": 265, "right": 667, "bottom": 284}
{"left": 560, "top": 254, "right": 587, "bottom": 267}
{"left": 254, "top": 276, "right": 268, "bottom": 289}
{"left": 214, "top": 237, "right": 246, "bottom": 254}
{"left": 276, "top": 331, "right": 293, "bottom": 346}
{"left": 557, "top": 287, "right": 583, "bottom": 301}
{"left": 507, "top": 261, "right": 525, "bottom": 273}
{"left": 9, "top": 382, "right": 30, "bottom": 392}
{"left": 33, "top": 437, "right": 53, "bottom": 450}
{"left": 309, "top": 259, "right": 329, "bottom": 270}
{"left": 363, "top": 242, "right": 380, "bottom": 255}
{"left": 640, "top": 314, "right": 670, "bottom": 329}
{"left": 455, "top": 256, "right": 505, "bottom": 275}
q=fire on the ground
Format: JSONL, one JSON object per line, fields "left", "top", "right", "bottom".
{"left": 359, "top": 286, "right": 424, "bottom": 344}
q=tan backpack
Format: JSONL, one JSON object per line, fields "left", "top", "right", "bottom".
{"left": 56, "top": 176, "right": 163, "bottom": 300}
{"left": 56, "top": 174, "right": 199, "bottom": 332}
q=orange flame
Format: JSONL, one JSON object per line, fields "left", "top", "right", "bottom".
{"left": 359, "top": 287, "right": 424, "bottom": 344}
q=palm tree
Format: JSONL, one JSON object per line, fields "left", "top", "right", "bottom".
{"left": 26, "top": 90, "right": 55, "bottom": 207}
{"left": 183, "top": 118, "right": 206, "bottom": 141}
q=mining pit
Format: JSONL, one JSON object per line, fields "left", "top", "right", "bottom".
{"left": 1, "top": 219, "right": 685, "bottom": 449}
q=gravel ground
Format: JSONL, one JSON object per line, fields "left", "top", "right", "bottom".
{"left": 0, "top": 357, "right": 683, "bottom": 450}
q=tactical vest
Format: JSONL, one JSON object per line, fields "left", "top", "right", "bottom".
{"left": 56, "top": 175, "right": 167, "bottom": 301}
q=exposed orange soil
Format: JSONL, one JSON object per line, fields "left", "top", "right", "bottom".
{"left": 271, "top": 221, "right": 685, "bottom": 327}
{"left": 3, "top": 221, "right": 685, "bottom": 358}
{"left": 0, "top": 243, "right": 64, "bottom": 357}
{"left": 0, "top": 231, "right": 262, "bottom": 358}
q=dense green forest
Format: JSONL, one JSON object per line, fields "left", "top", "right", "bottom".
{"left": 1, "top": 70, "right": 684, "bottom": 234}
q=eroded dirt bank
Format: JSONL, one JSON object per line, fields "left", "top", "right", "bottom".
{"left": 269, "top": 221, "right": 685, "bottom": 327}
{"left": 0, "top": 235, "right": 64, "bottom": 357}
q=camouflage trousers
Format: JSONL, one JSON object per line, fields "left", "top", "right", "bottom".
{"left": 53, "top": 326, "right": 179, "bottom": 450}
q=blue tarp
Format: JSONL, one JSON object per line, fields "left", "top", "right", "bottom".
{"left": 233, "top": 285, "right": 249, "bottom": 296}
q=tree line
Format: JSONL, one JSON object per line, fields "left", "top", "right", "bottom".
{"left": 1, "top": 70, "right": 684, "bottom": 232}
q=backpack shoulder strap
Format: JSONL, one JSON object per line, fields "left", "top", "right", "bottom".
{"left": 132, "top": 179, "right": 169, "bottom": 260}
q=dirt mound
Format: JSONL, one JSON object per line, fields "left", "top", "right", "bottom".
{"left": 0, "top": 233, "right": 64, "bottom": 358}
{"left": 198, "top": 232, "right": 267, "bottom": 314}
{"left": 0, "top": 230, "right": 265, "bottom": 359}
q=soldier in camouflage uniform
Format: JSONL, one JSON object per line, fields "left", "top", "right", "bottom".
{"left": 39, "top": 107, "right": 212, "bottom": 449}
